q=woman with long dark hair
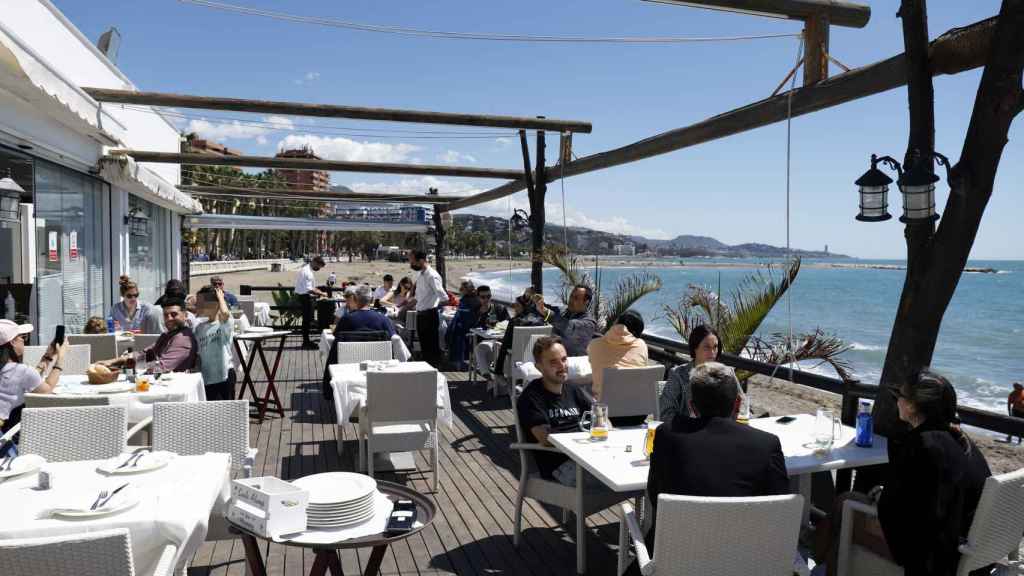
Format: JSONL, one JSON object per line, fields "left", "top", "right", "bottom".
{"left": 657, "top": 324, "right": 722, "bottom": 422}
{"left": 0, "top": 321, "right": 65, "bottom": 446}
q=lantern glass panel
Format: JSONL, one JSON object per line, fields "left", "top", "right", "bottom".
{"left": 0, "top": 191, "right": 18, "bottom": 221}
{"left": 900, "top": 183, "right": 935, "bottom": 219}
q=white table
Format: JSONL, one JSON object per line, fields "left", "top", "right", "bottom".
{"left": 318, "top": 330, "right": 412, "bottom": 363}
{"left": 0, "top": 452, "right": 231, "bottom": 576}
{"left": 515, "top": 356, "right": 593, "bottom": 384}
{"left": 548, "top": 413, "right": 888, "bottom": 574}
{"left": 254, "top": 302, "right": 272, "bottom": 326}
{"left": 328, "top": 361, "right": 452, "bottom": 430}
{"left": 54, "top": 373, "right": 206, "bottom": 423}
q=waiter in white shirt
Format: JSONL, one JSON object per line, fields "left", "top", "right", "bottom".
{"left": 295, "top": 256, "right": 326, "bottom": 349}
{"left": 406, "top": 250, "right": 446, "bottom": 367}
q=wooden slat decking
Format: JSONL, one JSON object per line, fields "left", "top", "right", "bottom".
{"left": 187, "top": 336, "right": 625, "bottom": 576}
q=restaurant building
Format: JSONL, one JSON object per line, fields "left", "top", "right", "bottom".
{"left": 0, "top": 1, "right": 199, "bottom": 343}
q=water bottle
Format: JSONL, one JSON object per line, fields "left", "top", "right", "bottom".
{"left": 106, "top": 316, "right": 115, "bottom": 333}
{"left": 855, "top": 400, "right": 873, "bottom": 447}
{"left": 124, "top": 347, "right": 136, "bottom": 384}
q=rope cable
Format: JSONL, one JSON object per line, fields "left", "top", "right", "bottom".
{"left": 179, "top": 0, "right": 801, "bottom": 44}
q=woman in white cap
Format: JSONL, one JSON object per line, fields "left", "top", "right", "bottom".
{"left": 0, "top": 320, "right": 66, "bottom": 439}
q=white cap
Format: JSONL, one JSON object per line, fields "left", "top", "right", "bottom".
{"left": 0, "top": 319, "right": 33, "bottom": 346}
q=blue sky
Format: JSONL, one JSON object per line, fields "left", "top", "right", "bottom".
{"left": 56, "top": 0, "right": 1021, "bottom": 259}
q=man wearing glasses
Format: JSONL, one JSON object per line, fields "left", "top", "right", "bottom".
{"left": 472, "top": 285, "right": 509, "bottom": 380}
{"left": 209, "top": 276, "right": 238, "bottom": 308}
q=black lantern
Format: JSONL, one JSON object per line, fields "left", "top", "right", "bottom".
{"left": 854, "top": 155, "right": 898, "bottom": 222}
{"left": 510, "top": 208, "right": 530, "bottom": 231}
{"left": 0, "top": 168, "right": 24, "bottom": 222}
{"left": 125, "top": 208, "right": 150, "bottom": 237}
{"left": 897, "top": 150, "right": 949, "bottom": 223}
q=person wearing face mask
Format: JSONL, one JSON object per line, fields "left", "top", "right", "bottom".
{"left": 101, "top": 297, "right": 197, "bottom": 373}
{"left": 406, "top": 250, "right": 447, "bottom": 367}
{"left": 192, "top": 286, "right": 235, "bottom": 400}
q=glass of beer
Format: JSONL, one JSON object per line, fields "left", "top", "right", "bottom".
{"left": 643, "top": 420, "right": 661, "bottom": 458}
{"left": 135, "top": 374, "right": 151, "bottom": 392}
{"left": 579, "top": 403, "right": 610, "bottom": 441}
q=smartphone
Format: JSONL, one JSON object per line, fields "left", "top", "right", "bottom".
{"left": 776, "top": 415, "right": 797, "bottom": 424}
{"left": 53, "top": 324, "right": 65, "bottom": 346}
{"left": 385, "top": 499, "right": 417, "bottom": 535}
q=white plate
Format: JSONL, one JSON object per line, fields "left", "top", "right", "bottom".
{"left": 51, "top": 486, "right": 140, "bottom": 519}
{"left": 291, "top": 472, "right": 376, "bottom": 506}
{"left": 98, "top": 451, "right": 174, "bottom": 475}
{"left": 87, "top": 382, "right": 135, "bottom": 394}
{"left": 0, "top": 454, "right": 45, "bottom": 478}
{"left": 306, "top": 492, "right": 374, "bottom": 509}
{"left": 307, "top": 503, "right": 375, "bottom": 519}
{"left": 307, "top": 507, "right": 376, "bottom": 528}
{"left": 244, "top": 326, "right": 274, "bottom": 334}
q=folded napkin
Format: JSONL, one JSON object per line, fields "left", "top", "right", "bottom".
{"left": 39, "top": 484, "right": 138, "bottom": 517}
{"left": 97, "top": 451, "right": 176, "bottom": 474}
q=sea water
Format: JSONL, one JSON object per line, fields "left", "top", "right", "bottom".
{"left": 469, "top": 259, "right": 1023, "bottom": 413}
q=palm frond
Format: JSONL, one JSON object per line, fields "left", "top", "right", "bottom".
{"left": 718, "top": 257, "right": 800, "bottom": 355}
{"left": 603, "top": 272, "right": 663, "bottom": 332}
{"left": 542, "top": 246, "right": 594, "bottom": 306}
{"left": 746, "top": 328, "right": 853, "bottom": 381}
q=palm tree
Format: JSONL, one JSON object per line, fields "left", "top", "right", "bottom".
{"left": 543, "top": 247, "right": 663, "bottom": 333}
{"left": 663, "top": 257, "right": 852, "bottom": 380}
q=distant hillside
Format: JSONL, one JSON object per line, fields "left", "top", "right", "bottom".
{"left": 453, "top": 213, "right": 849, "bottom": 259}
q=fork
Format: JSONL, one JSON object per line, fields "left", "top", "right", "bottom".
{"left": 90, "top": 489, "right": 109, "bottom": 511}
{"left": 0, "top": 455, "right": 14, "bottom": 472}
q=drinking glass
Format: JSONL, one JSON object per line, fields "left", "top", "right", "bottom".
{"left": 135, "top": 374, "right": 151, "bottom": 392}
{"left": 579, "top": 403, "right": 610, "bottom": 441}
{"left": 815, "top": 408, "right": 838, "bottom": 451}
{"left": 736, "top": 394, "right": 751, "bottom": 424}
{"left": 643, "top": 420, "right": 661, "bottom": 457}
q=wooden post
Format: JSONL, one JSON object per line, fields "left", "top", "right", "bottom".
{"left": 803, "top": 13, "right": 831, "bottom": 86}
{"left": 873, "top": 0, "right": 1024, "bottom": 438}
{"left": 431, "top": 189, "right": 448, "bottom": 288}
{"left": 530, "top": 122, "right": 547, "bottom": 294}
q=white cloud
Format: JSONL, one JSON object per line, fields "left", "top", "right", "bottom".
{"left": 264, "top": 116, "right": 295, "bottom": 130}
{"left": 438, "top": 150, "right": 477, "bottom": 164}
{"left": 185, "top": 115, "right": 295, "bottom": 145}
{"left": 494, "top": 137, "right": 512, "bottom": 147}
{"left": 469, "top": 195, "right": 670, "bottom": 239}
{"left": 348, "top": 176, "right": 483, "bottom": 196}
{"left": 294, "top": 71, "right": 321, "bottom": 85}
{"left": 278, "top": 135, "right": 420, "bottom": 163}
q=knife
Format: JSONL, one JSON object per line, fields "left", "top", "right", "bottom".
{"left": 97, "top": 483, "right": 130, "bottom": 509}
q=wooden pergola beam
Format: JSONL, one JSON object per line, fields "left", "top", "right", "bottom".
{"left": 447, "top": 16, "right": 997, "bottom": 211}
{"left": 84, "top": 88, "right": 592, "bottom": 133}
{"left": 180, "top": 185, "right": 454, "bottom": 204}
{"left": 645, "top": 0, "right": 870, "bottom": 28}
{"left": 107, "top": 150, "right": 523, "bottom": 180}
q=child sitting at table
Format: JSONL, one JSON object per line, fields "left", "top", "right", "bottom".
{"left": 193, "top": 286, "right": 235, "bottom": 401}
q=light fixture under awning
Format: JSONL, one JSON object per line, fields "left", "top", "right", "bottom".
{"left": 185, "top": 213, "right": 428, "bottom": 233}
{"left": 100, "top": 155, "right": 202, "bottom": 214}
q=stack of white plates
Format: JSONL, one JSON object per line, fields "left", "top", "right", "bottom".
{"left": 291, "top": 472, "right": 377, "bottom": 529}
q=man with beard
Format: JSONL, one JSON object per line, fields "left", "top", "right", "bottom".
{"left": 102, "top": 297, "right": 197, "bottom": 373}
{"left": 406, "top": 250, "right": 447, "bottom": 367}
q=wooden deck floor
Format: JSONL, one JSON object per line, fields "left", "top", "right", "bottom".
{"left": 188, "top": 336, "right": 625, "bottom": 576}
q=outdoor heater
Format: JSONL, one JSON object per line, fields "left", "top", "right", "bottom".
{"left": 855, "top": 150, "right": 950, "bottom": 223}
{"left": 0, "top": 168, "right": 24, "bottom": 222}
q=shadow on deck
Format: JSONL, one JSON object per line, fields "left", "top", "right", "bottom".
{"left": 188, "top": 336, "right": 624, "bottom": 576}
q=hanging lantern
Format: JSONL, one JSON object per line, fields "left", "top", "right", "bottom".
{"left": 897, "top": 153, "right": 941, "bottom": 223}
{"left": 0, "top": 168, "right": 25, "bottom": 222}
{"left": 854, "top": 155, "right": 896, "bottom": 222}
{"left": 125, "top": 209, "right": 150, "bottom": 237}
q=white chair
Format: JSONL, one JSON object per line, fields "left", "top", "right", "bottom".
{"left": 601, "top": 365, "right": 664, "bottom": 419}
{"left": 67, "top": 334, "right": 118, "bottom": 362}
{"left": 404, "top": 309, "right": 419, "bottom": 352}
{"left": 495, "top": 325, "right": 552, "bottom": 397}
{"left": 22, "top": 344, "right": 91, "bottom": 375}
{"left": 19, "top": 405, "right": 143, "bottom": 462}
{"left": 0, "top": 528, "right": 176, "bottom": 576}
{"left": 510, "top": 399, "right": 635, "bottom": 557}
{"left": 618, "top": 493, "right": 804, "bottom": 576}
{"left": 336, "top": 340, "right": 393, "bottom": 364}
{"left": 151, "top": 400, "right": 256, "bottom": 476}
{"left": 237, "top": 297, "right": 256, "bottom": 325}
{"left": 124, "top": 334, "right": 161, "bottom": 355}
{"left": 837, "top": 468, "right": 1024, "bottom": 576}
{"left": 361, "top": 369, "right": 439, "bottom": 490}
{"left": 25, "top": 393, "right": 110, "bottom": 408}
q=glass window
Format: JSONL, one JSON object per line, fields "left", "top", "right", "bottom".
{"left": 128, "top": 195, "right": 169, "bottom": 304}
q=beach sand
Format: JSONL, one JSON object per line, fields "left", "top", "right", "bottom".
{"left": 198, "top": 258, "right": 1024, "bottom": 473}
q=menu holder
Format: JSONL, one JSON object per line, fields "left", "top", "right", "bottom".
{"left": 228, "top": 477, "right": 309, "bottom": 538}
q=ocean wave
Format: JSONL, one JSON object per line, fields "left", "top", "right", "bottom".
{"left": 848, "top": 341, "right": 884, "bottom": 352}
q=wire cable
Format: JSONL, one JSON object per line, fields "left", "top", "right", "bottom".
{"left": 179, "top": 0, "right": 801, "bottom": 44}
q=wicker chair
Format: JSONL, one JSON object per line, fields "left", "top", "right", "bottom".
{"left": 67, "top": 334, "right": 118, "bottom": 362}
{"left": 22, "top": 344, "right": 91, "bottom": 375}
{"left": 0, "top": 528, "right": 176, "bottom": 576}
{"left": 361, "top": 369, "right": 439, "bottom": 490}
{"left": 121, "top": 334, "right": 160, "bottom": 355}
{"left": 618, "top": 493, "right": 804, "bottom": 576}
{"left": 24, "top": 393, "right": 110, "bottom": 408}
{"left": 336, "top": 340, "right": 393, "bottom": 364}
{"left": 496, "top": 325, "right": 552, "bottom": 398}
{"left": 151, "top": 400, "right": 256, "bottom": 476}
{"left": 18, "top": 406, "right": 143, "bottom": 462}
{"left": 837, "top": 468, "right": 1024, "bottom": 576}
{"left": 601, "top": 365, "right": 665, "bottom": 419}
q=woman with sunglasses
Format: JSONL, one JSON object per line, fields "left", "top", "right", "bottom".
{"left": 816, "top": 369, "right": 991, "bottom": 575}
{"left": 110, "top": 276, "right": 161, "bottom": 333}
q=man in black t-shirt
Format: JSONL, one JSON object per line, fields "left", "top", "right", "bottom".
{"left": 516, "top": 335, "right": 593, "bottom": 486}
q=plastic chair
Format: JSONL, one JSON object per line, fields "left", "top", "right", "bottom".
{"left": 0, "top": 528, "right": 177, "bottom": 576}
{"left": 151, "top": 400, "right": 256, "bottom": 476}
{"left": 67, "top": 334, "right": 118, "bottom": 362}
{"left": 601, "top": 365, "right": 665, "bottom": 419}
{"left": 18, "top": 405, "right": 145, "bottom": 462}
{"left": 361, "top": 369, "right": 439, "bottom": 490}
{"left": 618, "top": 493, "right": 804, "bottom": 576}
{"left": 837, "top": 468, "right": 1024, "bottom": 576}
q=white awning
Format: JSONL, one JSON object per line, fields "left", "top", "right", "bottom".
{"left": 0, "top": 20, "right": 124, "bottom": 145}
{"left": 100, "top": 156, "right": 202, "bottom": 214}
{"left": 185, "top": 213, "right": 428, "bottom": 232}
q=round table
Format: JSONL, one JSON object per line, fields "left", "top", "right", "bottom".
{"left": 232, "top": 481, "right": 436, "bottom": 576}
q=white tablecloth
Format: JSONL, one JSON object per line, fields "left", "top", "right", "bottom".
{"left": 318, "top": 330, "right": 412, "bottom": 363}
{"left": 0, "top": 452, "right": 231, "bottom": 576}
{"left": 55, "top": 373, "right": 206, "bottom": 423}
{"left": 328, "top": 361, "right": 452, "bottom": 429}
{"left": 254, "top": 302, "right": 272, "bottom": 326}
{"left": 514, "top": 356, "right": 593, "bottom": 383}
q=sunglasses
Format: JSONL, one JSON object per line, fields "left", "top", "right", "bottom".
{"left": 125, "top": 293, "right": 140, "bottom": 299}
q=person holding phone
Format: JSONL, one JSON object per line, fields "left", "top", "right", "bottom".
{"left": 0, "top": 320, "right": 66, "bottom": 442}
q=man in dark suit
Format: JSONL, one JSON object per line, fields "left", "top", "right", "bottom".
{"left": 647, "top": 361, "right": 789, "bottom": 520}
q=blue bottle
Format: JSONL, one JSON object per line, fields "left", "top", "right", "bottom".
{"left": 106, "top": 316, "right": 115, "bottom": 334}
{"left": 855, "top": 400, "right": 873, "bottom": 447}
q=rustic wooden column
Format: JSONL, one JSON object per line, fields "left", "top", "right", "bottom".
{"left": 803, "top": 13, "right": 831, "bottom": 86}
{"left": 430, "top": 188, "right": 448, "bottom": 287}
{"left": 529, "top": 121, "right": 547, "bottom": 294}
